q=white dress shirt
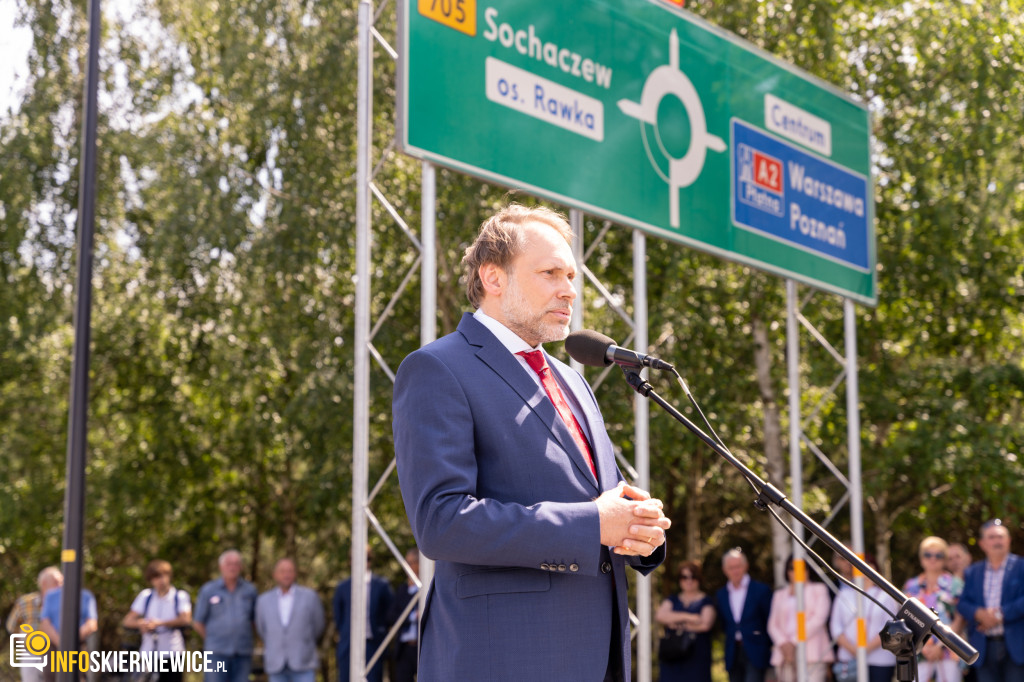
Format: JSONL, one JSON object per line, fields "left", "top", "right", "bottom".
{"left": 276, "top": 587, "right": 294, "bottom": 628}
{"left": 473, "top": 309, "right": 591, "bottom": 441}
{"left": 727, "top": 574, "right": 751, "bottom": 640}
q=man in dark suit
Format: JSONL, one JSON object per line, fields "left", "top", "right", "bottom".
{"left": 958, "top": 518, "right": 1024, "bottom": 682}
{"left": 716, "top": 548, "right": 773, "bottom": 682}
{"left": 386, "top": 549, "right": 420, "bottom": 682}
{"left": 392, "top": 203, "right": 670, "bottom": 681}
{"left": 332, "top": 550, "right": 392, "bottom": 682}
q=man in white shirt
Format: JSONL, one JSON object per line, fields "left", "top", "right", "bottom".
{"left": 715, "top": 548, "right": 773, "bottom": 682}
{"left": 123, "top": 560, "right": 193, "bottom": 682}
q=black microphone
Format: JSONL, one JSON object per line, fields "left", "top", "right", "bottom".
{"left": 564, "top": 330, "right": 674, "bottom": 371}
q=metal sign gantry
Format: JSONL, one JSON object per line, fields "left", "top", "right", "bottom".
{"left": 352, "top": 3, "right": 865, "bottom": 681}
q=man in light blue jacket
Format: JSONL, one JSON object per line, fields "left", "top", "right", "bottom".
{"left": 255, "top": 559, "right": 325, "bottom": 682}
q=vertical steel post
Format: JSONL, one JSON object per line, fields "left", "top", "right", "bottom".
{"left": 845, "top": 298, "right": 868, "bottom": 681}
{"left": 351, "top": 2, "right": 373, "bottom": 679}
{"left": 58, "top": 0, "right": 101, "bottom": 671}
{"left": 420, "top": 162, "right": 437, "bottom": 345}
{"left": 786, "top": 280, "right": 808, "bottom": 682}
{"left": 418, "top": 160, "right": 437, "bottom": 601}
{"left": 633, "top": 229, "right": 652, "bottom": 682}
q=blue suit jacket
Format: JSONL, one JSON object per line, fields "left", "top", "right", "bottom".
{"left": 332, "top": 574, "right": 393, "bottom": 654}
{"left": 716, "top": 579, "right": 773, "bottom": 670}
{"left": 392, "top": 313, "right": 665, "bottom": 681}
{"left": 957, "top": 554, "right": 1024, "bottom": 667}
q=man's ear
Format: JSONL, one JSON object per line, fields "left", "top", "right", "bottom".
{"left": 479, "top": 262, "right": 506, "bottom": 298}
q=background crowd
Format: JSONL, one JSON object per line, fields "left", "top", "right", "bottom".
{"left": 4, "top": 548, "right": 418, "bottom": 682}
{"left": 655, "top": 519, "right": 1020, "bottom": 682}
{"left": 6, "top": 519, "right": 1022, "bottom": 682}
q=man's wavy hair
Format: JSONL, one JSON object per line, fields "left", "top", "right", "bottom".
{"left": 462, "top": 203, "right": 573, "bottom": 309}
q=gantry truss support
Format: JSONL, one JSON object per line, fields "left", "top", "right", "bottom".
{"left": 786, "top": 280, "right": 866, "bottom": 681}
{"left": 355, "top": 5, "right": 862, "bottom": 682}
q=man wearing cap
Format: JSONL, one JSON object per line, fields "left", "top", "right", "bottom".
{"left": 958, "top": 519, "right": 1024, "bottom": 682}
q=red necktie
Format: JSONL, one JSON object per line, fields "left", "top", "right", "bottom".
{"left": 517, "top": 350, "right": 596, "bottom": 477}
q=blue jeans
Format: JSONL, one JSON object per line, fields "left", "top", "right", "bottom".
{"left": 268, "top": 667, "right": 315, "bottom": 682}
{"left": 978, "top": 638, "right": 1024, "bottom": 682}
{"left": 205, "top": 653, "right": 251, "bottom": 682}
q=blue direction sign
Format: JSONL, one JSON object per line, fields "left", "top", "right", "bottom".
{"left": 732, "top": 120, "right": 870, "bottom": 273}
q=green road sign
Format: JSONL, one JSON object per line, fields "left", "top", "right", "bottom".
{"left": 398, "top": 0, "right": 876, "bottom": 304}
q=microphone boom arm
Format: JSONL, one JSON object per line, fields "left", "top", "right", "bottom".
{"left": 619, "top": 369, "right": 979, "bottom": 670}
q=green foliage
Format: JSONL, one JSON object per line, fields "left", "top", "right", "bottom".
{"left": 1, "top": 0, "right": 1022, "bottom": 659}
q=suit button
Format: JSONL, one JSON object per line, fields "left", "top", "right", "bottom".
{"left": 601, "top": 561, "right": 612, "bottom": 574}
{"left": 557, "top": 564, "right": 566, "bottom": 572}
{"left": 569, "top": 563, "right": 579, "bottom": 572}
{"left": 540, "top": 563, "right": 550, "bottom": 571}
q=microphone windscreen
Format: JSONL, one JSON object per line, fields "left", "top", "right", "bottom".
{"left": 565, "top": 330, "right": 616, "bottom": 367}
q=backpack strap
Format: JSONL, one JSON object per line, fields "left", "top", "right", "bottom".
{"left": 142, "top": 589, "right": 154, "bottom": 618}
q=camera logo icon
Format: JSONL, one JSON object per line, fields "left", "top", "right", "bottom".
{"left": 11, "top": 624, "right": 50, "bottom": 671}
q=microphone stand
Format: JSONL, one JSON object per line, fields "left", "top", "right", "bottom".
{"left": 619, "top": 369, "right": 978, "bottom": 680}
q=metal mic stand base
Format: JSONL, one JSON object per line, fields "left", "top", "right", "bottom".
{"left": 880, "top": 618, "right": 918, "bottom": 681}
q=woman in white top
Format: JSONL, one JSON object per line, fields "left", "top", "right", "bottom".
{"left": 123, "top": 560, "right": 193, "bottom": 682}
{"left": 829, "top": 558, "right": 899, "bottom": 682}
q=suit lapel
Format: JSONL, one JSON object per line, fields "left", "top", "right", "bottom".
{"left": 741, "top": 584, "right": 756, "bottom": 622}
{"left": 460, "top": 315, "right": 599, "bottom": 490}
{"left": 1002, "top": 555, "right": 1018, "bottom": 601}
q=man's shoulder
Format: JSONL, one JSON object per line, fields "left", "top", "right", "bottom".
{"left": 15, "top": 591, "right": 40, "bottom": 607}
{"left": 394, "top": 330, "right": 483, "bottom": 393}
{"left": 198, "top": 578, "right": 223, "bottom": 595}
{"left": 293, "top": 585, "right": 320, "bottom": 602}
{"left": 964, "top": 560, "right": 987, "bottom": 580}
{"left": 739, "top": 579, "right": 770, "bottom": 595}
{"left": 409, "top": 327, "right": 474, "bottom": 360}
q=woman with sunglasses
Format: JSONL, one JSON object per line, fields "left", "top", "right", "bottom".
{"left": 655, "top": 560, "right": 716, "bottom": 682}
{"left": 903, "top": 536, "right": 965, "bottom": 681}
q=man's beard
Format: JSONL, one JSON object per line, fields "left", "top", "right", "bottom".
{"left": 501, "top": 275, "right": 570, "bottom": 347}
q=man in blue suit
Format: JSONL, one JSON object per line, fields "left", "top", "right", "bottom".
{"left": 393, "top": 204, "right": 670, "bottom": 681}
{"left": 957, "top": 518, "right": 1024, "bottom": 682}
{"left": 716, "top": 548, "right": 773, "bottom": 682}
{"left": 332, "top": 550, "right": 392, "bottom": 682}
